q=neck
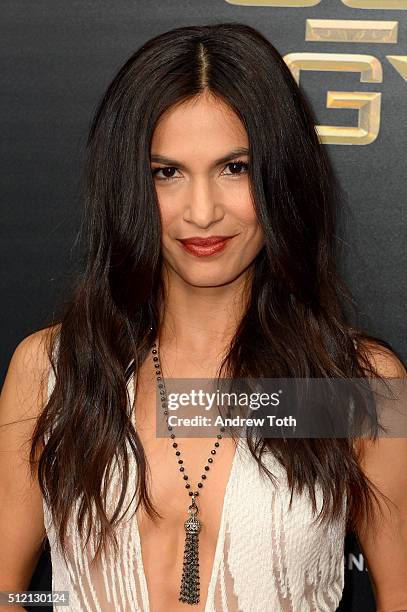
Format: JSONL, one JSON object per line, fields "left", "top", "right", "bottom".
{"left": 157, "top": 266, "right": 252, "bottom": 359}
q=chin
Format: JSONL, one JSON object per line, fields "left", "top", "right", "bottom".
{"left": 178, "top": 268, "right": 245, "bottom": 288}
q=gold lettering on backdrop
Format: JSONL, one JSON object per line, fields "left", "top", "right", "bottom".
{"left": 283, "top": 54, "right": 382, "bottom": 145}
{"left": 306, "top": 20, "right": 398, "bottom": 43}
{"left": 342, "top": 0, "right": 407, "bottom": 8}
{"left": 225, "top": 2, "right": 405, "bottom": 144}
{"left": 225, "top": 0, "right": 321, "bottom": 6}
{"left": 387, "top": 56, "right": 407, "bottom": 80}
{"left": 284, "top": 53, "right": 382, "bottom": 83}
{"left": 318, "top": 91, "right": 381, "bottom": 144}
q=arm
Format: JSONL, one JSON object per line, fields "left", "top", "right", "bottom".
{"left": 0, "top": 329, "right": 53, "bottom": 604}
{"left": 355, "top": 342, "right": 407, "bottom": 612}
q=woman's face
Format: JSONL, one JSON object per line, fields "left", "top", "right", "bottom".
{"left": 150, "top": 92, "right": 264, "bottom": 288}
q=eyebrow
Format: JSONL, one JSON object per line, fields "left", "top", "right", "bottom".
{"left": 150, "top": 147, "right": 249, "bottom": 169}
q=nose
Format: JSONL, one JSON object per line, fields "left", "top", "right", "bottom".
{"left": 183, "top": 177, "right": 224, "bottom": 228}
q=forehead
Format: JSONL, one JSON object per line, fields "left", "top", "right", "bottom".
{"left": 151, "top": 93, "right": 248, "bottom": 158}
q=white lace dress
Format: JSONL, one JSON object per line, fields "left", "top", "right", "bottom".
{"left": 42, "top": 365, "right": 347, "bottom": 612}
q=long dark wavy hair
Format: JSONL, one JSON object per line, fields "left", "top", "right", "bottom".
{"left": 30, "top": 22, "right": 403, "bottom": 564}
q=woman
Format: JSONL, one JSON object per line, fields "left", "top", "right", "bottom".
{"left": 0, "top": 22, "right": 406, "bottom": 612}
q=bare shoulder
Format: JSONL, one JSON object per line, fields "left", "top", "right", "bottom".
{"left": 353, "top": 337, "right": 407, "bottom": 610}
{"left": 355, "top": 336, "right": 407, "bottom": 378}
{"left": 356, "top": 340, "right": 407, "bottom": 506}
{"left": 354, "top": 337, "right": 407, "bottom": 457}
{"left": 0, "top": 325, "right": 61, "bottom": 591}
{"left": 0, "top": 324, "right": 60, "bottom": 427}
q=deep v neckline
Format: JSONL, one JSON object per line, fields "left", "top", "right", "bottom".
{"left": 128, "top": 368, "right": 241, "bottom": 611}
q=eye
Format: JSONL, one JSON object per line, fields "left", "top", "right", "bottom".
{"left": 222, "top": 161, "right": 249, "bottom": 177}
{"left": 151, "top": 160, "right": 249, "bottom": 182}
{"left": 151, "top": 166, "right": 181, "bottom": 181}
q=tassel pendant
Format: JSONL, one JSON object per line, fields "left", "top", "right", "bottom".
{"left": 179, "top": 497, "right": 201, "bottom": 604}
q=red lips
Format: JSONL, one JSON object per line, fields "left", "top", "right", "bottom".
{"left": 178, "top": 235, "right": 236, "bottom": 258}
{"left": 179, "top": 236, "right": 234, "bottom": 246}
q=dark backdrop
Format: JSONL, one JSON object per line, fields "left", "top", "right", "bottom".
{"left": 2, "top": 1, "right": 406, "bottom": 610}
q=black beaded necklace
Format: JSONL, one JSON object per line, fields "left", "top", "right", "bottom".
{"left": 150, "top": 336, "right": 226, "bottom": 605}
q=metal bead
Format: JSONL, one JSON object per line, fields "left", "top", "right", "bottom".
{"left": 215, "top": 442, "right": 219, "bottom": 447}
{"left": 178, "top": 459, "right": 183, "bottom": 464}
{"left": 198, "top": 483, "right": 203, "bottom": 488}
{"left": 176, "top": 451, "right": 180, "bottom": 456}
{"left": 183, "top": 475, "right": 188, "bottom": 480}
{"left": 201, "top": 475, "right": 206, "bottom": 479}
{"left": 180, "top": 467, "right": 185, "bottom": 472}
{"left": 211, "top": 450, "right": 216, "bottom": 455}
{"left": 208, "top": 458, "right": 213, "bottom": 463}
{"left": 173, "top": 442, "right": 178, "bottom": 448}
{"left": 204, "top": 466, "right": 209, "bottom": 471}
{"left": 185, "top": 484, "right": 190, "bottom": 489}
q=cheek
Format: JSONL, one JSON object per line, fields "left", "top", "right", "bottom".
{"left": 156, "top": 194, "right": 178, "bottom": 229}
{"left": 237, "top": 204, "right": 262, "bottom": 234}
{"left": 240, "top": 207, "right": 264, "bottom": 245}
{"left": 226, "top": 186, "right": 258, "bottom": 223}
